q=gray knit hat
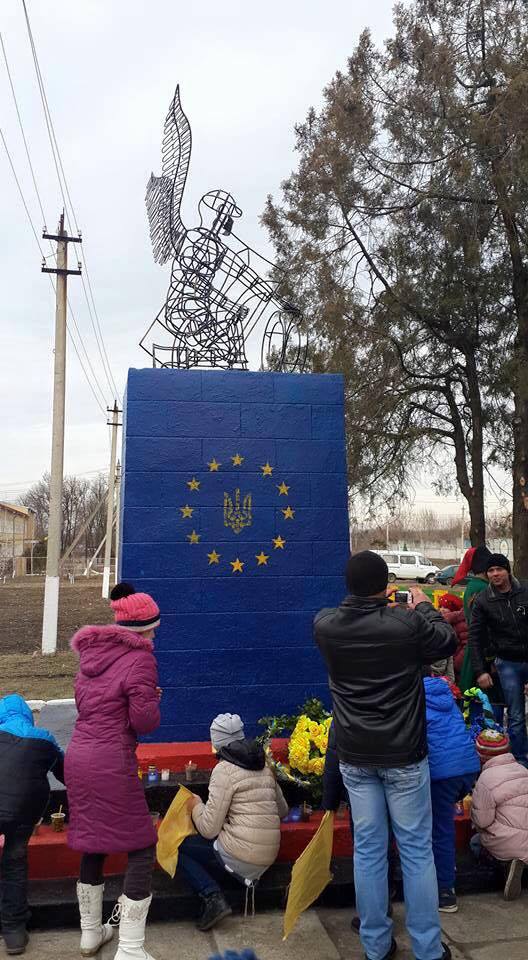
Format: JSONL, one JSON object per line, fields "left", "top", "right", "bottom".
{"left": 210, "top": 713, "right": 245, "bottom": 750}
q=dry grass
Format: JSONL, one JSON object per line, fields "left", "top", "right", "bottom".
{"left": 0, "top": 578, "right": 109, "bottom": 699}
{"left": 0, "top": 651, "right": 77, "bottom": 700}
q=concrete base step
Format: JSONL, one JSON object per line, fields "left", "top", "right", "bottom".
{"left": 26, "top": 853, "right": 507, "bottom": 932}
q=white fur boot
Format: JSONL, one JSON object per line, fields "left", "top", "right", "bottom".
{"left": 77, "top": 882, "right": 114, "bottom": 956}
{"left": 112, "top": 894, "right": 156, "bottom": 960}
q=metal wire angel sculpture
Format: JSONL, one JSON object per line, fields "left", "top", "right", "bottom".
{"left": 141, "top": 86, "right": 307, "bottom": 371}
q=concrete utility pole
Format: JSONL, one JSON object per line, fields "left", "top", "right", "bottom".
{"left": 460, "top": 504, "right": 466, "bottom": 560}
{"left": 41, "top": 213, "right": 82, "bottom": 654}
{"left": 114, "top": 460, "right": 122, "bottom": 584}
{"left": 102, "top": 403, "right": 121, "bottom": 598}
{"left": 11, "top": 513, "right": 16, "bottom": 578}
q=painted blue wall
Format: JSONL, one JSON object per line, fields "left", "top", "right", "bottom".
{"left": 120, "top": 369, "right": 349, "bottom": 742}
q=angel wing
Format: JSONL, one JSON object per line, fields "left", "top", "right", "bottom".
{"left": 146, "top": 85, "right": 192, "bottom": 265}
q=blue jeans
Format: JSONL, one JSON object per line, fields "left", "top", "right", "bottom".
{"left": 495, "top": 658, "right": 528, "bottom": 766}
{"left": 430, "top": 774, "right": 476, "bottom": 890}
{"left": 0, "top": 823, "right": 32, "bottom": 932}
{"left": 178, "top": 835, "right": 223, "bottom": 896}
{"left": 340, "top": 758, "right": 442, "bottom": 960}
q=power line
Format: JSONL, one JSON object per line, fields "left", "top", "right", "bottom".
{"left": 1, "top": 21, "right": 112, "bottom": 414}
{"left": 0, "top": 125, "right": 108, "bottom": 415}
{"left": 20, "top": 0, "right": 121, "bottom": 404}
{"left": 0, "top": 126, "right": 43, "bottom": 252}
{"left": 0, "top": 30, "right": 46, "bottom": 228}
{"left": 0, "top": 468, "right": 107, "bottom": 493}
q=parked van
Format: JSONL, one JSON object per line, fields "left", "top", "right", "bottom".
{"left": 375, "top": 551, "right": 439, "bottom": 584}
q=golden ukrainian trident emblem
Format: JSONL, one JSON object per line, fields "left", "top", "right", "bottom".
{"left": 224, "top": 488, "right": 252, "bottom": 534}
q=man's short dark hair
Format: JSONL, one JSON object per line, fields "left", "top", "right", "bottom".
{"left": 346, "top": 550, "right": 389, "bottom": 597}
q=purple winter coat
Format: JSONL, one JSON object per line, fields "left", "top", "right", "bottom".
{"left": 65, "top": 624, "right": 160, "bottom": 853}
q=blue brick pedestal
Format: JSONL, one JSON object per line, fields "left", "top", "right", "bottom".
{"left": 120, "top": 369, "right": 349, "bottom": 741}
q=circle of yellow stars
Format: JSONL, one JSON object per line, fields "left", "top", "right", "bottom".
{"left": 179, "top": 453, "right": 295, "bottom": 573}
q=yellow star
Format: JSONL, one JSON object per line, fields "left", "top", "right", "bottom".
{"left": 180, "top": 505, "right": 194, "bottom": 518}
{"left": 187, "top": 530, "right": 201, "bottom": 544}
{"left": 230, "top": 558, "right": 244, "bottom": 573}
{"left": 261, "top": 462, "right": 273, "bottom": 477}
{"left": 231, "top": 454, "right": 244, "bottom": 466}
{"left": 282, "top": 506, "right": 295, "bottom": 520}
{"left": 208, "top": 459, "right": 221, "bottom": 472}
{"left": 187, "top": 477, "right": 201, "bottom": 491}
{"left": 272, "top": 536, "right": 286, "bottom": 550}
{"left": 207, "top": 550, "right": 221, "bottom": 565}
{"left": 255, "top": 551, "right": 269, "bottom": 566}
{"left": 277, "top": 481, "right": 290, "bottom": 496}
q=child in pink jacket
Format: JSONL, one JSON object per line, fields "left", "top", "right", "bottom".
{"left": 471, "top": 729, "right": 528, "bottom": 900}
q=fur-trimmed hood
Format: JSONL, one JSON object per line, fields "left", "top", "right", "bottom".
{"left": 71, "top": 624, "right": 154, "bottom": 678}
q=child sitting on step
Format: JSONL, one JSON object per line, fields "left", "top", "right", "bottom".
{"left": 0, "top": 694, "right": 64, "bottom": 956}
{"left": 471, "top": 729, "right": 528, "bottom": 901}
{"left": 179, "top": 713, "right": 288, "bottom": 932}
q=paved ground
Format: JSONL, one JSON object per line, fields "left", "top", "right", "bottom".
{"left": 17, "top": 894, "right": 526, "bottom": 959}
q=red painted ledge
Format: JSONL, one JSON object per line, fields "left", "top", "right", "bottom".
{"left": 5, "top": 741, "right": 472, "bottom": 881}
{"left": 2, "top": 814, "right": 472, "bottom": 882}
{"left": 136, "top": 738, "right": 290, "bottom": 771}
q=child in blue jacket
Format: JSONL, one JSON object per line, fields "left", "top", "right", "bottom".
{"left": 0, "top": 695, "right": 64, "bottom": 955}
{"left": 424, "top": 675, "right": 480, "bottom": 914}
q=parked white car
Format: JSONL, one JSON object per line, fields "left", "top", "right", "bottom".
{"left": 375, "top": 551, "right": 439, "bottom": 584}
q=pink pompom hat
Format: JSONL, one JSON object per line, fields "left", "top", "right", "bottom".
{"left": 110, "top": 582, "right": 160, "bottom": 632}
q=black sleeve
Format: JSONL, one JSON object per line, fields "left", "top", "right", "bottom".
{"left": 413, "top": 602, "right": 457, "bottom": 664}
{"left": 468, "top": 595, "right": 488, "bottom": 679}
{"left": 322, "top": 725, "right": 345, "bottom": 812}
{"left": 50, "top": 747, "right": 65, "bottom": 786}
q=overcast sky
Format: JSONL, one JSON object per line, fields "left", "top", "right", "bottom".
{"left": 0, "top": 0, "right": 507, "bottom": 518}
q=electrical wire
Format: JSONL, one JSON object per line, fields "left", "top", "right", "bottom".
{"left": 0, "top": 468, "right": 107, "bottom": 494}
{"left": 2, "top": 17, "right": 113, "bottom": 413}
{"left": 0, "top": 31, "right": 47, "bottom": 228}
{"left": 20, "top": 0, "right": 121, "bottom": 404}
{"left": 0, "top": 125, "right": 108, "bottom": 416}
{"left": 0, "top": 125, "right": 43, "bottom": 251}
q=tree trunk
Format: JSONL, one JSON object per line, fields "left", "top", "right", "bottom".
{"left": 444, "top": 381, "right": 487, "bottom": 548}
{"left": 512, "top": 334, "right": 528, "bottom": 577}
{"left": 490, "top": 163, "right": 528, "bottom": 575}
{"left": 466, "top": 352, "right": 487, "bottom": 547}
{"left": 467, "top": 490, "right": 487, "bottom": 547}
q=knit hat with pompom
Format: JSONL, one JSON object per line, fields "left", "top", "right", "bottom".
{"left": 110, "top": 582, "right": 160, "bottom": 632}
{"left": 476, "top": 728, "right": 510, "bottom": 761}
{"left": 438, "top": 593, "right": 463, "bottom": 613}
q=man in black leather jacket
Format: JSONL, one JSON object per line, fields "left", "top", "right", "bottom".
{"left": 469, "top": 553, "right": 528, "bottom": 766}
{"left": 315, "top": 550, "right": 456, "bottom": 960}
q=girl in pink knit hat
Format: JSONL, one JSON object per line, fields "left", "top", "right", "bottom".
{"left": 65, "top": 582, "right": 161, "bottom": 960}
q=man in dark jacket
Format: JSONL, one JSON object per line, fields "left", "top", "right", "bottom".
{"left": 469, "top": 553, "right": 528, "bottom": 766}
{"left": 0, "top": 694, "right": 64, "bottom": 955}
{"left": 315, "top": 550, "right": 456, "bottom": 960}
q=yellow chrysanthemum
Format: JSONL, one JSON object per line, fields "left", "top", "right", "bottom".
{"left": 287, "top": 712, "right": 332, "bottom": 777}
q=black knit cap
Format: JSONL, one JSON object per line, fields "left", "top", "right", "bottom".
{"left": 346, "top": 550, "right": 389, "bottom": 597}
{"left": 472, "top": 546, "right": 492, "bottom": 575}
{"left": 486, "top": 553, "right": 511, "bottom": 575}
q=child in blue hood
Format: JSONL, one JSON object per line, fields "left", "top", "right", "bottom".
{"left": 0, "top": 694, "right": 64, "bottom": 955}
{"left": 424, "top": 675, "right": 480, "bottom": 915}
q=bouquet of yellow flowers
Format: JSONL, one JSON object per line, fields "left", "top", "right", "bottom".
{"left": 288, "top": 715, "right": 333, "bottom": 778}
{"left": 258, "top": 698, "right": 332, "bottom": 799}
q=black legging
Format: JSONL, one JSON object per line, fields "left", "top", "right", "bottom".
{"left": 80, "top": 845, "right": 156, "bottom": 901}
